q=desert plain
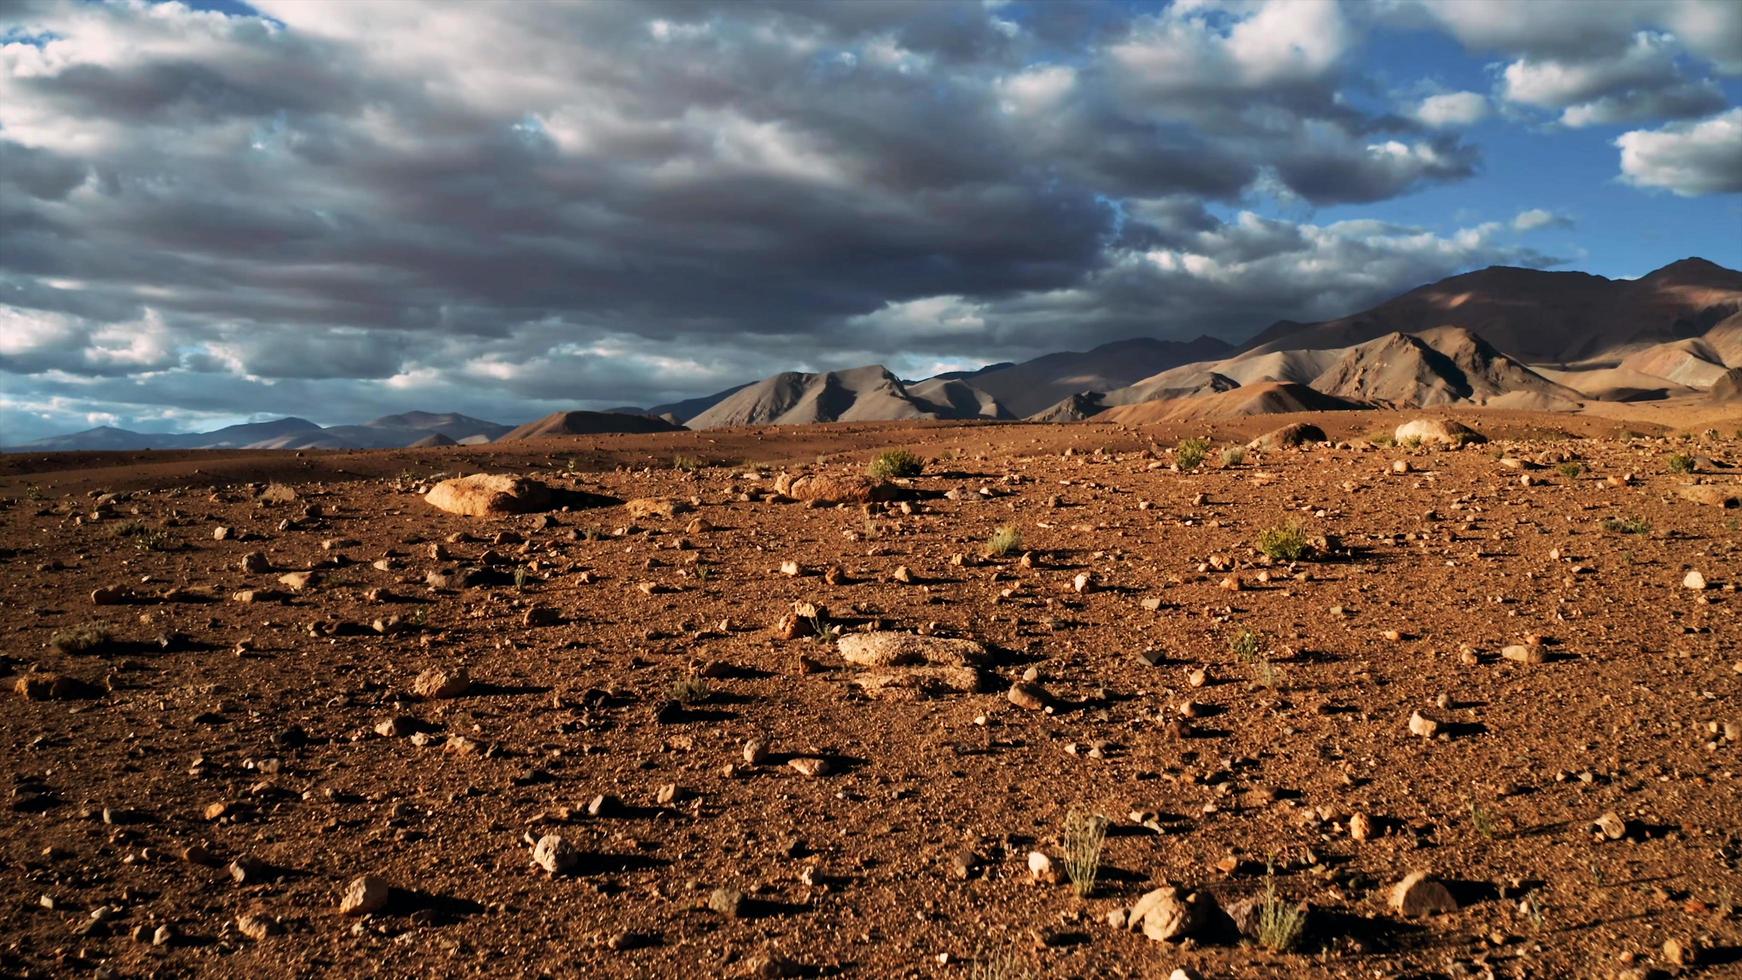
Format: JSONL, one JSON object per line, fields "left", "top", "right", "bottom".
{"left": 1, "top": 409, "right": 1739, "bottom": 979}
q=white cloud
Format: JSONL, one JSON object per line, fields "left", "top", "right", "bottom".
{"left": 1616, "top": 107, "right": 1742, "bottom": 195}
{"left": 1513, "top": 208, "right": 1571, "bottom": 231}
{"left": 1415, "top": 91, "right": 1488, "bottom": 128}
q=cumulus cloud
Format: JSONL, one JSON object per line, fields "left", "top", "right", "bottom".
{"left": 1512, "top": 208, "right": 1573, "bottom": 231}
{"left": 1500, "top": 31, "right": 1725, "bottom": 127}
{"left": 0, "top": 0, "right": 1716, "bottom": 442}
{"left": 1415, "top": 91, "right": 1489, "bottom": 128}
{"left": 1616, "top": 108, "right": 1742, "bottom": 195}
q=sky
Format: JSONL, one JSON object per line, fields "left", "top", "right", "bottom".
{"left": 1, "top": 0, "right": 1740, "bottom": 442}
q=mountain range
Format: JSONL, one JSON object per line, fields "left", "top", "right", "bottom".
{"left": 10, "top": 257, "right": 1740, "bottom": 450}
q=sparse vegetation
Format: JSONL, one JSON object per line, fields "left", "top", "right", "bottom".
{"left": 1061, "top": 809, "right": 1108, "bottom": 898}
{"left": 1255, "top": 875, "right": 1308, "bottom": 952}
{"left": 1176, "top": 436, "right": 1211, "bottom": 471}
{"left": 1558, "top": 462, "right": 1582, "bottom": 479}
{"left": 1220, "top": 446, "right": 1246, "bottom": 467}
{"left": 51, "top": 623, "right": 113, "bottom": 655}
{"left": 670, "top": 676, "right": 712, "bottom": 703}
{"left": 114, "top": 520, "right": 172, "bottom": 552}
{"left": 513, "top": 565, "right": 531, "bottom": 589}
{"left": 1229, "top": 628, "right": 1265, "bottom": 662}
{"left": 985, "top": 525, "right": 1023, "bottom": 557}
{"left": 1399, "top": 435, "right": 1423, "bottom": 449}
{"left": 1366, "top": 430, "right": 1395, "bottom": 447}
{"left": 867, "top": 449, "right": 924, "bottom": 479}
{"left": 1471, "top": 801, "right": 1497, "bottom": 839}
{"left": 969, "top": 950, "right": 1032, "bottom": 980}
{"left": 1603, "top": 515, "right": 1651, "bottom": 535}
{"left": 1668, "top": 452, "right": 1695, "bottom": 474}
{"left": 672, "top": 454, "right": 702, "bottom": 473}
{"left": 1256, "top": 522, "right": 1309, "bottom": 562}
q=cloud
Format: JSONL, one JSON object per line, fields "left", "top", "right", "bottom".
{"left": 0, "top": 0, "right": 1678, "bottom": 442}
{"left": 1616, "top": 108, "right": 1742, "bottom": 195}
{"left": 1512, "top": 208, "right": 1573, "bottom": 231}
{"left": 1415, "top": 91, "right": 1489, "bottom": 128}
{"left": 1500, "top": 31, "right": 1725, "bottom": 127}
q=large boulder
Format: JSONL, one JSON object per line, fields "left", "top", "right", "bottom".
{"left": 424, "top": 474, "right": 616, "bottom": 516}
{"left": 1395, "top": 418, "right": 1486, "bottom": 446}
{"left": 774, "top": 473, "right": 900, "bottom": 505}
{"left": 1247, "top": 422, "right": 1325, "bottom": 450}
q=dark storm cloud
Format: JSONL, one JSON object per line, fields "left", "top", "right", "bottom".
{"left": 0, "top": 0, "right": 1728, "bottom": 443}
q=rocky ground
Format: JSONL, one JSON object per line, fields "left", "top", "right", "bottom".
{"left": 1, "top": 410, "right": 1739, "bottom": 979}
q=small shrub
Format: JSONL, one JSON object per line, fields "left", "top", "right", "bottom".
{"left": 1255, "top": 876, "right": 1308, "bottom": 952}
{"left": 985, "top": 525, "right": 1023, "bottom": 557}
{"left": 1398, "top": 435, "right": 1423, "bottom": 449}
{"left": 672, "top": 454, "right": 702, "bottom": 473}
{"left": 51, "top": 623, "right": 113, "bottom": 655}
{"left": 512, "top": 565, "right": 531, "bottom": 590}
{"left": 1470, "top": 801, "right": 1497, "bottom": 839}
{"left": 1229, "top": 628, "right": 1265, "bottom": 662}
{"left": 969, "top": 950, "right": 1032, "bottom": 980}
{"left": 670, "top": 676, "right": 711, "bottom": 703}
{"left": 1558, "top": 462, "right": 1582, "bottom": 479}
{"left": 1366, "top": 431, "right": 1395, "bottom": 447}
{"left": 1602, "top": 515, "right": 1651, "bottom": 535}
{"left": 1061, "top": 809, "right": 1108, "bottom": 898}
{"left": 867, "top": 449, "right": 924, "bottom": 480}
{"left": 115, "top": 521, "right": 172, "bottom": 552}
{"left": 1220, "top": 447, "right": 1246, "bottom": 467}
{"left": 1668, "top": 453, "right": 1695, "bottom": 474}
{"left": 1176, "top": 437, "right": 1211, "bottom": 471}
{"left": 1255, "top": 522, "right": 1308, "bottom": 562}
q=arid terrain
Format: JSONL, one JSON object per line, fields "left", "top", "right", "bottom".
{"left": 3, "top": 409, "right": 1740, "bottom": 979}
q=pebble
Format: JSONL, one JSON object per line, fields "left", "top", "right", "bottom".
{"left": 1389, "top": 871, "right": 1458, "bottom": 916}
{"left": 340, "top": 875, "right": 391, "bottom": 915}
{"left": 533, "top": 833, "right": 580, "bottom": 874}
{"left": 1683, "top": 570, "right": 1707, "bottom": 590}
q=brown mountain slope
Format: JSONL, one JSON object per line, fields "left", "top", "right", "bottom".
{"left": 1310, "top": 328, "right": 1584, "bottom": 410}
{"left": 687, "top": 365, "right": 964, "bottom": 429}
{"left": 954, "top": 336, "right": 1235, "bottom": 417}
{"left": 498, "top": 411, "right": 685, "bottom": 440}
{"left": 1243, "top": 258, "right": 1742, "bottom": 363}
{"left": 1097, "top": 381, "right": 1365, "bottom": 424}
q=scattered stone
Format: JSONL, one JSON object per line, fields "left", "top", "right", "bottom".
{"left": 1683, "top": 570, "right": 1708, "bottom": 590}
{"left": 425, "top": 474, "right": 613, "bottom": 516}
{"left": 1501, "top": 643, "right": 1545, "bottom": 665}
{"left": 413, "top": 667, "right": 471, "bottom": 700}
{"left": 788, "top": 757, "right": 830, "bottom": 778}
{"left": 1027, "top": 850, "right": 1057, "bottom": 884}
{"left": 1248, "top": 422, "right": 1325, "bottom": 450}
{"left": 1395, "top": 418, "right": 1486, "bottom": 445}
{"left": 1593, "top": 811, "right": 1628, "bottom": 840}
{"left": 277, "top": 571, "right": 316, "bottom": 592}
{"left": 1007, "top": 681, "right": 1050, "bottom": 711}
{"left": 1389, "top": 871, "right": 1458, "bottom": 916}
{"left": 1408, "top": 710, "right": 1440, "bottom": 738}
{"left": 340, "top": 875, "right": 391, "bottom": 916}
{"left": 236, "top": 913, "right": 277, "bottom": 941}
{"left": 624, "top": 497, "right": 690, "bottom": 520}
{"left": 774, "top": 472, "right": 900, "bottom": 505}
{"left": 532, "top": 833, "right": 581, "bottom": 874}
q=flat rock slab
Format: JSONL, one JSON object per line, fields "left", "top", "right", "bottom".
{"left": 775, "top": 473, "right": 900, "bottom": 505}
{"left": 1675, "top": 484, "right": 1740, "bottom": 508}
{"left": 837, "top": 632, "right": 991, "bottom": 668}
{"left": 1395, "top": 418, "right": 1486, "bottom": 445}
{"left": 425, "top": 474, "right": 618, "bottom": 516}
